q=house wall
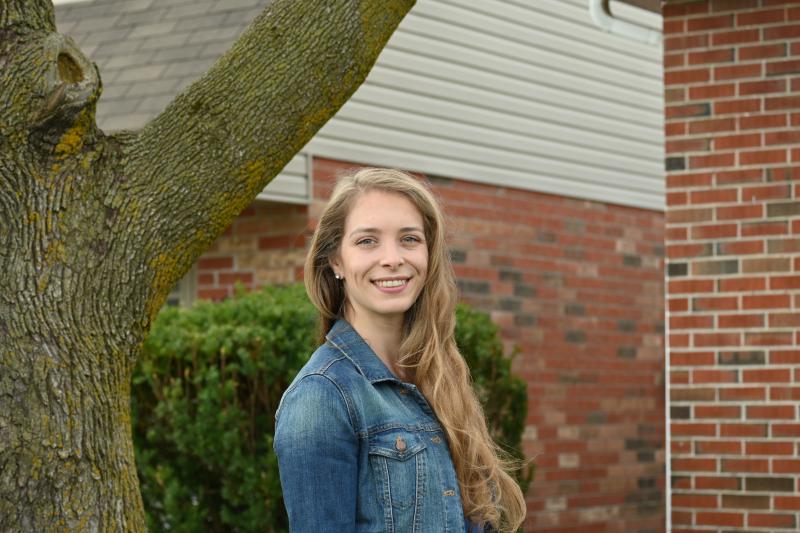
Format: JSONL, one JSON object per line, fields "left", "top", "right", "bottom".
{"left": 664, "top": 1, "right": 800, "bottom": 532}
{"left": 198, "top": 156, "right": 667, "bottom": 532}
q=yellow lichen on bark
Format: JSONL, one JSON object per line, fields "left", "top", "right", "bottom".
{"left": 54, "top": 109, "right": 90, "bottom": 158}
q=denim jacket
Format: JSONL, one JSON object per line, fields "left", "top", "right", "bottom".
{"left": 274, "top": 318, "right": 482, "bottom": 532}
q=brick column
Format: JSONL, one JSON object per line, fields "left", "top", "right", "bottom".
{"left": 664, "top": 1, "right": 800, "bottom": 532}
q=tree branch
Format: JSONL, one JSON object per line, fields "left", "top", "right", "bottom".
{"left": 0, "top": 0, "right": 55, "bottom": 34}
{"left": 117, "top": 0, "right": 414, "bottom": 318}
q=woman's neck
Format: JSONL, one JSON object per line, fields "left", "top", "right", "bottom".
{"left": 346, "top": 311, "right": 407, "bottom": 380}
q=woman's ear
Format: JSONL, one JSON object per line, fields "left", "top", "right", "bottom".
{"left": 328, "top": 255, "right": 342, "bottom": 279}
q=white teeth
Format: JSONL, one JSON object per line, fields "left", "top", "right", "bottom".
{"left": 375, "top": 279, "right": 407, "bottom": 288}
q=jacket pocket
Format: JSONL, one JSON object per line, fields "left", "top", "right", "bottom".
{"left": 368, "top": 428, "right": 427, "bottom": 510}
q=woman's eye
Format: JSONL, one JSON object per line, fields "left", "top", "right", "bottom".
{"left": 356, "top": 238, "right": 376, "bottom": 246}
{"left": 402, "top": 235, "right": 422, "bottom": 244}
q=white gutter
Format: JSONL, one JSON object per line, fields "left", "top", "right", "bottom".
{"left": 589, "top": 0, "right": 662, "bottom": 45}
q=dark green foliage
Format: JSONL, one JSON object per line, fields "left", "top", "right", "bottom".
{"left": 132, "top": 284, "right": 531, "bottom": 532}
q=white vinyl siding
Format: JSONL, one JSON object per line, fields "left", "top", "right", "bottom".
{"left": 302, "top": 0, "right": 664, "bottom": 210}
{"left": 258, "top": 153, "right": 308, "bottom": 204}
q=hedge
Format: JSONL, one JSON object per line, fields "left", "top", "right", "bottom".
{"left": 132, "top": 284, "right": 531, "bottom": 532}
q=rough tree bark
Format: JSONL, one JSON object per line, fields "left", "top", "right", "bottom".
{"left": 0, "top": 0, "right": 414, "bottom": 530}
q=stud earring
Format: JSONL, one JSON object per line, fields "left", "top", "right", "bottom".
{"left": 334, "top": 273, "right": 342, "bottom": 280}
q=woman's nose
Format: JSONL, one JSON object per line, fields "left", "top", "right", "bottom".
{"left": 380, "top": 243, "right": 405, "bottom": 268}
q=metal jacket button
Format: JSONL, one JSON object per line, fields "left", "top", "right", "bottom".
{"left": 395, "top": 436, "right": 407, "bottom": 452}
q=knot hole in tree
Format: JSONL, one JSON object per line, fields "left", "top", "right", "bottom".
{"left": 57, "top": 52, "right": 83, "bottom": 84}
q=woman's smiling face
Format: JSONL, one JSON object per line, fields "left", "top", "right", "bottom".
{"left": 330, "top": 189, "right": 428, "bottom": 327}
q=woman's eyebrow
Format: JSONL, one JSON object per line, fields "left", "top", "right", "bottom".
{"left": 348, "top": 226, "right": 423, "bottom": 237}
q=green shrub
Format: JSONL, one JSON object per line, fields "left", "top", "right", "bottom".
{"left": 133, "top": 284, "right": 530, "bottom": 532}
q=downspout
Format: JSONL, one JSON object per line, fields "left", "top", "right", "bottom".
{"left": 589, "top": 0, "right": 662, "bottom": 45}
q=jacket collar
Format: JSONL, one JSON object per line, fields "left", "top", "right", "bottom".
{"left": 325, "top": 318, "right": 401, "bottom": 384}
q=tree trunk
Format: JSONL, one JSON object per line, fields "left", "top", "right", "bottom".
{"left": 0, "top": 0, "right": 415, "bottom": 530}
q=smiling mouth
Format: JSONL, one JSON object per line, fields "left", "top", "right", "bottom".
{"left": 373, "top": 278, "right": 409, "bottom": 288}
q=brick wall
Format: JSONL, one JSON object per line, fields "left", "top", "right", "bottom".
{"left": 196, "top": 202, "right": 308, "bottom": 300}
{"left": 664, "top": 1, "right": 800, "bottom": 531}
{"left": 313, "top": 158, "right": 666, "bottom": 532}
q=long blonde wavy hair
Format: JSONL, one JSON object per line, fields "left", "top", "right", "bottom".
{"left": 304, "top": 167, "right": 526, "bottom": 531}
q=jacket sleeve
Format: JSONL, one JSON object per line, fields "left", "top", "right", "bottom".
{"left": 274, "top": 374, "right": 359, "bottom": 532}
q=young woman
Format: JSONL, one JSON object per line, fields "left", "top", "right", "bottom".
{"left": 274, "top": 168, "right": 526, "bottom": 532}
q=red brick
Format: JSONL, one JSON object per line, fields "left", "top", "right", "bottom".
{"left": 720, "top": 387, "right": 766, "bottom": 401}
{"left": 772, "top": 350, "right": 800, "bottom": 364}
{"left": 772, "top": 275, "right": 800, "bottom": 289}
{"left": 669, "top": 279, "right": 715, "bottom": 294}
{"left": 743, "top": 294, "right": 791, "bottom": 309}
{"left": 743, "top": 257, "right": 792, "bottom": 273}
{"left": 742, "top": 183, "right": 792, "bottom": 200}
{"left": 673, "top": 314, "right": 715, "bottom": 331}
{"left": 666, "top": 122, "right": 687, "bottom": 136}
{"left": 772, "top": 387, "right": 800, "bottom": 400}
{"left": 739, "top": 113, "right": 787, "bottom": 130}
{"left": 664, "top": 18, "right": 685, "bottom": 35}
{"left": 716, "top": 204, "right": 764, "bottom": 221}
{"left": 666, "top": 34, "right": 710, "bottom": 52}
{"left": 218, "top": 272, "right": 253, "bottom": 285}
{"left": 690, "top": 117, "right": 736, "bottom": 134}
{"left": 739, "top": 43, "right": 787, "bottom": 61}
{"left": 791, "top": 6, "right": 800, "bottom": 20}
{"left": 668, "top": 172, "right": 713, "bottom": 188}
{"left": 772, "top": 423, "right": 800, "bottom": 438}
{"left": 197, "top": 272, "right": 214, "bottom": 285}
{"left": 767, "top": 59, "right": 800, "bottom": 76}
{"left": 672, "top": 493, "right": 719, "bottom": 508}
{"left": 693, "top": 296, "right": 738, "bottom": 311}
{"left": 691, "top": 223, "right": 738, "bottom": 239}
{"left": 747, "top": 441, "right": 795, "bottom": 455}
{"left": 770, "top": 312, "right": 800, "bottom": 327}
{"left": 764, "top": 24, "right": 800, "bottom": 40}
{"left": 671, "top": 333, "right": 690, "bottom": 348}
{"left": 736, "top": 8, "right": 786, "bottom": 26}
{"left": 747, "top": 405, "right": 796, "bottom": 419}
{"left": 767, "top": 238, "right": 800, "bottom": 253}
{"left": 748, "top": 513, "right": 797, "bottom": 529}
{"left": 720, "top": 423, "right": 767, "bottom": 437}
{"left": 672, "top": 451, "right": 717, "bottom": 464}
{"left": 716, "top": 168, "right": 764, "bottom": 184}
{"left": 766, "top": 95, "right": 800, "bottom": 111}
{"left": 671, "top": 351, "right": 715, "bottom": 365}
{"left": 667, "top": 226, "right": 688, "bottom": 241}
{"left": 667, "top": 103, "right": 713, "bottom": 119}
{"left": 715, "top": 98, "right": 761, "bottom": 114}
{"left": 667, "top": 138, "right": 711, "bottom": 153}
{"left": 667, "top": 243, "right": 713, "bottom": 259}
{"left": 714, "top": 133, "right": 761, "bottom": 150}
{"left": 745, "top": 331, "right": 794, "bottom": 346}
{"left": 739, "top": 79, "right": 787, "bottom": 95}
{"left": 697, "top": 512, "right": 744, "bottom": 528}
{"left": 666, "top": 207, "right": 714, "bottom": 224}
{"left": 742, "top": 221, "right": 787, "bottom": 236}
{"left": 766, "top": 130, "right": 800, "bottom": 145}
{"left": 718, "top": 313, "right": 765, "bottom": 328}
{"left": 690, "top": 152, "right": 735, "bottom": 169}
{"left": 689, "top": 48, "right": 734, "bottom": 65}
{"left": 695, "top": 405, "right": 740, "bottom": 418}
{"left": 776, "top": 496, "right": 800, "bottom": 511}
{"left": 739, "top": 149, "right": 787, "bottom": 165}
{"left": 712, "top": 29, "right": 760, "bottom": 46}
{"left": 696, "top": 476, "right": 740, "bottom": 490}
{"left": 689, "top": 187, "right": 738, "bottom": 204}
{"left": 689, "top": 14, "right": 734, "bottom": 32}
{"left": 775, "top": 460, "right": 800, "bottom": 473}
{"left": 717, "top": 237, "right": 764, "bottom": 254}
{"left": 715, "top": 63, "right": 762, "bottom": 80}
{"left": 696, "top": 440, "right": 741, "bottom": 454}
{"left": 665, "top": 52, "right": 686, "bottom": 69}
{"left": 689, "top": 83, "right": 736, "bottom": 100}
{"left": 718, "top": 276, "right": 766, "bottom": 291}
{"left": 197, "top": 256, "right": 234, "bottom": 270}
{"left": 667, "top": 68, "right": 712, "bottom": 85}
{"left": 722, "top": 458, "right": 770, "bottom": 473}
{"left": 669, "top": 297, "right": 689, "bottom": 313}
{"left": 667, "top": 191, "right": 688, "bottom": 206}
{"left": 694, "top": 333, "right": 741, "bottom": 348}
